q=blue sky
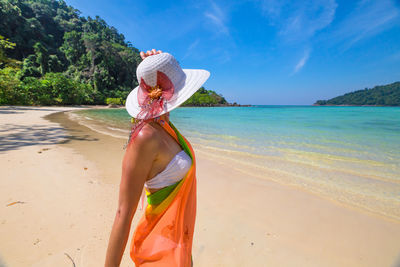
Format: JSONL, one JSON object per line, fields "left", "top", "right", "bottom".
{"left": 65, "top": 0, "right": 400, "bottom": 105}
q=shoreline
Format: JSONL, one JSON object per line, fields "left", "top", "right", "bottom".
{"left": 313, "top": 104, "right": 400, "bottom": 107}
{"left": 1, "top": 106, "right": 400, "bottom": 266}
{"left": 68, "top": 108, "right": 400, "bottom": 222}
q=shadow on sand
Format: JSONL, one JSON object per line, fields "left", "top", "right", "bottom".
{"left": 0, "top": 122, "right": 98, "bottom": 153}
{"left": 0, "top": 105, "right": 88, "bottom": 113}
{"left": 0, "top": 106, "right": 99, "bottom": 153}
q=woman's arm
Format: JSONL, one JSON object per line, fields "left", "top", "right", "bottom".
{"left": 105, "top": 128, "right": 158, "bottom": 267}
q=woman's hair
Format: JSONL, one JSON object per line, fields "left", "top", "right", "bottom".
{"left": 124, "top": 117, "right": 147, "bottom": 149}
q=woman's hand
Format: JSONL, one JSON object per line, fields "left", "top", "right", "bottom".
{"left": 140, "top": 48, "right": 163, "bottom": 60}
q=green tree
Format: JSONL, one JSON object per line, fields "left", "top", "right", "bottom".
{"left": 0, "top": 67, "right": 28, "bottom": 105}
{"left": 0, "top": 35, "right": 21, "bottom": 68}
{"left": 33, "top": 42, "right": 49, "bottom": 75}
{"left": 48, "top": 54, "right": 63, "bottom": 72}
{"left": 60, "top": 30, "right": 85, "bottom": 65}
{"left": 20, "top": 54, "right": 41, "bottom": 78}
{"left": 182, "top": 87, "right": 229, "bottom": 106}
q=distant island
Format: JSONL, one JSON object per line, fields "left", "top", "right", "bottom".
{"left": 182, "top": 87, "right": 249, "bottom": 107}
{"left": 314, "top": 81, "right": 400, "bottom": 106}
{"left": 0, "top": 0, "right": 237, "bottom": 107}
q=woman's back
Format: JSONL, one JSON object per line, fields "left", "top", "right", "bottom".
{"left": 141, "top": 118, "right": 188, "bottom": 193}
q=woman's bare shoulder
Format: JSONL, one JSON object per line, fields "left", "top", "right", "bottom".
{"left": 130, "top": 123, "right": 161, "bottom": 151}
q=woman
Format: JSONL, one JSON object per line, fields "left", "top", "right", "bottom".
{"left": 105, "top": 49, "right": 210, "bottom": 266}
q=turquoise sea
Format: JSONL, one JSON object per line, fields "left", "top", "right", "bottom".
{"left": 72, "top": 106, "right": 400, "bottom": 220}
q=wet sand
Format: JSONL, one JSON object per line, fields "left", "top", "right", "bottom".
{"left": 1, "top": 106, "right": 400, "bottom": 266}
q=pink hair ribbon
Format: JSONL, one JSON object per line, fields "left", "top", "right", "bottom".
{"left": 137, "top": 70, "right": 174, "bottom": 111}
{"left": 125, "top": 71, "right": 175, "bottom": 147}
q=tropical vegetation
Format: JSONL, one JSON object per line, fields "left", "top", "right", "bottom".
{"left": 0, "top": 0, "right": 143, "bottom": 105}
{"left": 0, "top": 0, "right": 227, "bottom": 107}
{"left": 182, "top": 87, "right": 228, "bottom": 106}
{"left": 314, "top": 82, "right": 400, "bottom": 106}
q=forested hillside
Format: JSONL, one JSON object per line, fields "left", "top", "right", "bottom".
{"left": 314, "top": 82, "right": 400, "bottom": 106}
{"left": 182, "top": 87, "right": 228, "bottom": 106}
{"left": 0, "top": 0, "right": 230, "bottom": 107}
{"left": 0, "top": 0, "right": 141, "bottom": 105}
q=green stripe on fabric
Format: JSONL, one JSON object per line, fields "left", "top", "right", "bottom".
{"left": 146, "top": 121, "right": 193, "bottom": 206}
{"left": 169, "top": 121, "right": 193, "bottom": 160}
{"left": 147, "top": 180, "right": 181, "bottom": 205}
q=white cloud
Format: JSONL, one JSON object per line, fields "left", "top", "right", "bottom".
{"left": 293, "top": 49, "right": 310, "bottom": 73}
{"left": 259, "top": 0, "right": 285, "bottom": 20}
{"left": 217, "top": 49, "right": 231, "bottom": 63}
{"left": 331, "top": 0, "right": 399, "bottom": 50}
{"left": 258, "top": 0, "right": 338, "bottom": 42}
{"left": 183, "top": 39, "right": 200, "bottom": 59}
{"left": 204, "top": 0, "right": 230, "bottom": 36}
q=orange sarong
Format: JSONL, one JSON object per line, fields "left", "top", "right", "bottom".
{"left": 130, "top": 119, "right": 197, "bottom": 266}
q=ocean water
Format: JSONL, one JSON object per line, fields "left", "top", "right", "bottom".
{"left": 72, "top": 106, "right": 400, "bottom": 220}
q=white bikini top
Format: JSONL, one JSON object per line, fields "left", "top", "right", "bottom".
{"left": 144, "top": 150, "right": 192, "bottom": 189}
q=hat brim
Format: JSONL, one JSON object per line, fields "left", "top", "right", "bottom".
{"left": 125, "top": 69, "right": 210, "bottom": 119}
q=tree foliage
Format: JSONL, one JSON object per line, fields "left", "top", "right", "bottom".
{"left": 315, "top": 82, "right": 400, "bottom": 106}
{"left": 182, "top": 87, "right": 228, "bottom": 106}
{"left": 0, "top": 0, "right": 226, "bottom": 106}
{"left": 0, "top": 68, "right": 94, "bottom": 105}
{"left": 0, "top": 0, "right": 141, "bottom": 105}
{"left": 0, "top": 35, "right": 21, "bottom": 68}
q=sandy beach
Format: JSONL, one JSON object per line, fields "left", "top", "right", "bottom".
{"left": 1, "top": 106, "right": 400, "bottom": 267}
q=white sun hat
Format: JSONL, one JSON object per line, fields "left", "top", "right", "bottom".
{"left": 125, "top": 52, "right": 210, "bottom": 119}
